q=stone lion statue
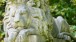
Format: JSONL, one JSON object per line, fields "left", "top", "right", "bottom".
{"left": 3, "top": 0, "right": 54, "bottom": 42}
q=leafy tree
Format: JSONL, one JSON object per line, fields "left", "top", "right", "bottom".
{"left": 49, "top": 0, "right": 76, "bottom": 25}
{"left": 0, "top": 0, "right": 5, "bottom": 42}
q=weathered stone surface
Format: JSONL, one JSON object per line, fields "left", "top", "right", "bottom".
{"left": 28, "top": 35, "right": 46, "bottom": 42}
{"left": 52, "top": 16, "right": 71, "bottom": 42}
{"left": 28, "top": 35, "right": 37, "bottom": 42}
{"left": 3, "top": 0, "right": 53, "bottom": 42}
{"left": 4, "top": 0, "right": 72, "bottom": 42}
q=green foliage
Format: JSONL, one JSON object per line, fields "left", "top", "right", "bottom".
{"left": 0, "top": 0, "right": 5, "bottom": 42}
{"left": 71, "top": 0, "right": 76, "bottom": 5}
{"left": 70, "top": 25, "right": 76, "bottom": 38}
{"left": 0, "top": 0, "right": 5, "bottom": 20}
{"left": 49, "top": 0, "right": 76, "bottom": 25}
{"left": 0, "top": 0, "right": 5, "bottom": 29}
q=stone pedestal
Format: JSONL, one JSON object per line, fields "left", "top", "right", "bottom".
{"left": 29, "top": 35, "right": 37, "bottom": 42}
{"left": 4, "top": 38, "right": 8, "bottom": 42}
{"left": 28, "top": 35, "right": 45, "bottom": 42}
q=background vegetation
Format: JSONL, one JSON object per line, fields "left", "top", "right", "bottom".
{"left": 0, "top": 0, "right": 76, "bottom": 42}
{"left": 0, "top": 0, "right": 5, "bottom": 42}
{"left": 49, "top": 0, "right": 76, "bottom": 25}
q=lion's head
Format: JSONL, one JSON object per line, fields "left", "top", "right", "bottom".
{"left": 10, "top": 5, "right": 31, "bottom": 29}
